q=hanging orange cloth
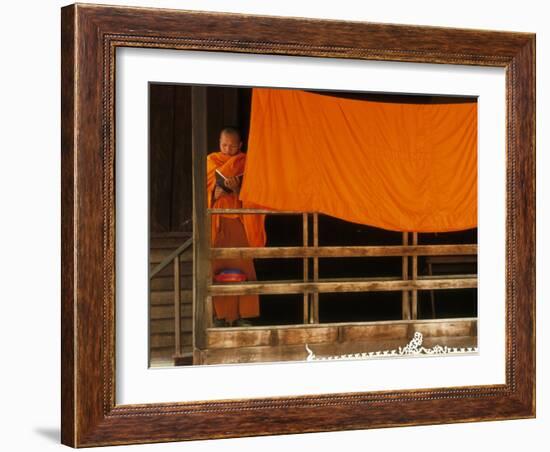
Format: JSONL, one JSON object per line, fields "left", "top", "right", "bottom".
{"left": 239, "top": 88, "right": 477, "bottom": 232}
{"left": 207, "top": 151, "right": 266, "bottom": 322}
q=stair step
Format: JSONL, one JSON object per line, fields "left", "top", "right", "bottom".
{"left": 150, "top": 248, "right": 193, "bottom": 264}
{"left": 150, "top": 345, "right": 193, "bottom": 366}
{"left": 151, "top": 275, "right": 192, "bottom": 291}
{"left": 151, "top": 318, "right": 193, "bottom": 335}
{"left": 150, "top": 290, "right": 192, "bottom": 306}
{"left": 151, "top": 332, "right": 192, "bottom": 348}
{"left": 151, "top": 304, "right": 193, "bottom": 320}
{"left": 149, "top": 261, "right": 192, "bottom": 277}
{"left": 149, "top": 234, "right": 194, "bottom": 361}
{"left": 150, "top": 235, "right": 192, "bottom": 250}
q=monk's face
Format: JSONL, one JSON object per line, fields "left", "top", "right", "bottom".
{"left": 219, "top": 132, "right": 242, "bottom": 156}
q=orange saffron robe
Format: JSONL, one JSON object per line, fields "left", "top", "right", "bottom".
{"left": 206, "top": 151, "right": 266, "bottom": 322}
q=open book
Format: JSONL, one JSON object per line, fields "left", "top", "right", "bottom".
{"left": 215, "top": 169, "right": 243, "bottom": 193}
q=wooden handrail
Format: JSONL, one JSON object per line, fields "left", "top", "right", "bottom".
{"left": 208, "top": 275, "right": 477, "bottom": 296}
{"left": 209, "top": 208, "right": 303, "bottom": 215}
{"left": 211, "top": 244, "right": 477, "bottom": 259}
{"left": 149, "top": 236, "right": 193, "bottom": 361}
{"left": 150, "top": 237, "right": 193, "bottom": 278}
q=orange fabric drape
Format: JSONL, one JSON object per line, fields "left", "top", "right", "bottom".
{"left": 206, "top": 151, "right": 266, "bottom": 247}
{"left": 239, "top": 88, "right": 477, "bottom": 232}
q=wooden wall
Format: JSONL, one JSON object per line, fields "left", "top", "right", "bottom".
{"left": 149, "top": 84, "right": 252, "bottom": 234}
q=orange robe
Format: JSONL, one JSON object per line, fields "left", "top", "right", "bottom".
{"left": 207, "top": 151, "right": 266, "bottom": 322}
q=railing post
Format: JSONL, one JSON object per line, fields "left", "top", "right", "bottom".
{"left": 302, "top": 213, "right": 309, "bottom": 324}
{"left": 411, "top": 232, "right": 418, "bottom": 319}
{"left": 402, "top": 231, "right": 411, "bottom": 320}
{"left": 312, "top": 212, "right": 319, "bottom": 323}
{"left": 173, "top": 255, "right": 181, "bottom": 356}
{"left": 192, "top": 85, "right": 209, "bottom": 352}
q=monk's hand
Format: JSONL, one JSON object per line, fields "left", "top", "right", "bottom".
{"left": 213, "top": 185, "right": 224, "bottom": 200}
{"left": 224, "top": 176, "right": 241, "bottom": 193}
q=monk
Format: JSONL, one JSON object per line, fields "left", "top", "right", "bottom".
{"left": 207, "top": 127, "right": 266, "bottom": 327}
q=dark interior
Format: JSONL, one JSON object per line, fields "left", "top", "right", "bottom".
{"left": 149, "top": 83, "right": 478, "bottom": 326}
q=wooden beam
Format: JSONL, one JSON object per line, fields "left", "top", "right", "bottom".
{"left": 402, "top": 232, "right": 411, "bottom": 320}
{"left": 312, "top": 213, "right": 319, "bottom": 323}
{"left": 302, "top": 213, "right": 309, "bottom": 324}
{"left": 208, "top": 276, "right": 477, "bottom": 296}
{"left": 209, "top": 208, "right": 304, "bottom": 215}
{"left": 150, "top": 237, "right": 193, "bottom": 278}
{"left": 211, "top": 244, "right": 477, "bottom": 259}
{"left": 207, "top": 318, "right": 476, "bottom": 348}
{"left": 197, "top": 334, "right": 478, "bottom": 365}
{"left": 207, "top": 316, "right": 476, "bottom": 331}
{"left": 411, "top": 232, "right": 418, "bottom": 320}
{"left": 192, "top": 86, "right": 209, "bottom": 350}
{"left": 202, "top": 318, "right": 477, "bottom": 358}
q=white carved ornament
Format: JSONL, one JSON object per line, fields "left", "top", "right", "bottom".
{"left": 305, "top": 331, "right": 478, "bottom": 361}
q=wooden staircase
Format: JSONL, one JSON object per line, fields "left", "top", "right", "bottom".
{"left": 149, "top": 233, "right": 193, "bottom": 367}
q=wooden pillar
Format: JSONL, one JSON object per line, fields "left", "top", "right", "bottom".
{"left": 302, "top": 213, "right": 309, "bottom": 324}
{"left": 411, "top": 232, "right": 418, "bottom": 319}
{"left": 192, "top": 86, "right": 210, "bottom": 351}
{"left": 312, "top": 213, "right": 319, "bottom": 323}
{"left": 428, "top": 261, "right": 436, "bottom": 318}
{"left": 402, "top": 232, "right": 411, "bottom": 320}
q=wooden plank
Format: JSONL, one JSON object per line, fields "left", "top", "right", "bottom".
{"left": 198, "top": 334, "right": 478, "bottom": 365}
{"left": 207, "top": 329, "right": 272, "bottom": 348}
{"left": 150, "top": 275, "right": 192, "bottom": 291}
{"left": 204, "top": 318, "right": 476, "bottom": 349}
{"left": 205, "top": 296, "right": 213, "bottom": 329}
{"left": 151, "top": 304, "right": 192, "bottom": 320}
{"left": 151, "top": 332, "right": 193, "bottom": 348}
{"left": 171, "top": 85, "right": 193, "bottom": 232}
{"left": 151, "top": 318, "right": 193, "bottom": 334}
{"left": 149, "top": 84, "right": 175, "bottom": 233}
{"left": 150, "top": 237, "right": 193, "bottom": 277}
{"left": 414, "top": 320, "right": 476, "bottom": 338}
{"left": 150, "top": 290, "right": 192, "bottom": 305}
{"left": 402, "top": 232, "right": 410, "bottom": 320}
{"left": 208, "top": 276, "right": 478, "bottom": 296}
{"left": 149, "top": 347, "right": 186, "bottom": 367}
{"left": 302, "top": 213, "right": 309, "bottom": 324}
{"left": 149, "top": 261, "right": 192, "bottom": 277}
{"left": 150, "top": 233, "right": 192, "bottom": 248}
{"left": 211, "top": 244, "right": 477, "bottom": 259}
{"left": 150, "top": 247, "right": 193, "bottom": 264}
{"left": 312, "top": 213, "right": 319, "bottom": 323}
{"left": 192, "top": 86, "right": 210, "bottom": 350}
{"left": 273, "top": 326, "right": 338, "bottom": 345}
{"left": 340, "top": 323, "right": 409, "bottom": 342}
{"left": 411, "top": 232, "right": 418, "bottom": 320}
{"left": 150, "top": 231, "right": 193, "bottom": 239}
{"left": 206, "top": 317, "right": 476, "bottom": 331}
{"left": 209, "top": 208, "right": 306, "bottom": 215}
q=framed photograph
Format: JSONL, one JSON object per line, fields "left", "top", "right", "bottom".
{"left": 61, "top": 3, "right": 535, "bottom": 447}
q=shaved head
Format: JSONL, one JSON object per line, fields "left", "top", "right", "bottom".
{"left": 220, "top": 127, "right": 241, "bottom": 140}
{"left": 219, "top": 127, "right": 242, "bottom": 156}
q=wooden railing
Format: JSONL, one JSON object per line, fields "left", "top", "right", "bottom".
{"left": 207, "top": 208, "right": 477, "bottom": 329}
{"left": 150, "top": 237, "right": 193, "bottom": 359}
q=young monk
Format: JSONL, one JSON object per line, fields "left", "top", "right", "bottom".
{"left": 207, "top": 127, "right": 266, "bottom": 327}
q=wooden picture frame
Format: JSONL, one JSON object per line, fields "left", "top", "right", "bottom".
{"left": 61, "top": 3, "right": 535, "bottom": 447}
